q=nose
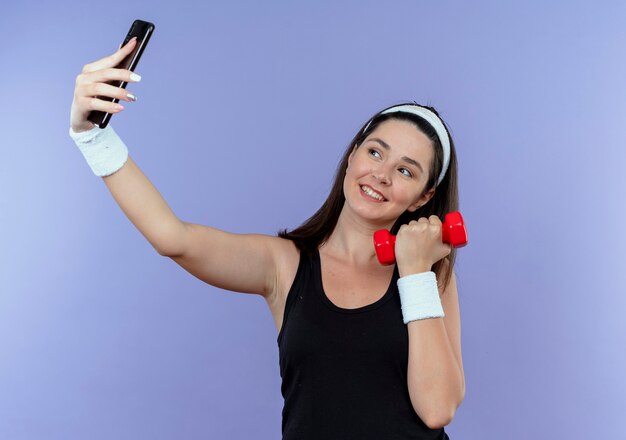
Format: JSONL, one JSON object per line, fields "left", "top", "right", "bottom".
{"left": 372, "top": 168, "right": 390, "bottom": 185}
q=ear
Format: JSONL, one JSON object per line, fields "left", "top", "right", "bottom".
{"left": 347, "top": 144, "right": 358, "bottom": 168}
{"left": 406, "top": 187, "right": 435, "bottom": 212}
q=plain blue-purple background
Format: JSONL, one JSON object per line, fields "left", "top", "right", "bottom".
{"left": 1, "top": 1, "right": 625, "bottom": 438}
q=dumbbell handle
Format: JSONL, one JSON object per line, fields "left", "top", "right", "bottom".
{"left": 373, "top": 211, "right": 468, "bottom": 266}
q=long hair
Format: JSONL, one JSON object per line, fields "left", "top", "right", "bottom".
{"left": 278, "top": 101, "right": 460, "bottom": 293}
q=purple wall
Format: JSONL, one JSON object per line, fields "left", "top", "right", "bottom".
{"left": 1, "top": 1, "right": 625, "bottom": 438}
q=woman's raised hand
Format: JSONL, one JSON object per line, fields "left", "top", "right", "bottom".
{"left": 394, "top": 216, "right": 452, "bottom": 276}
{"left": 70, "top": 37, "right": 141, "bottom": 133}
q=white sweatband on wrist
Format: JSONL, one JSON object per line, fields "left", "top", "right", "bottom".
{"left": 69, "top": 124, "right": 129, "bottom": 177}
{"left": 397, "top": 271, "right": 445, "bottom": 324}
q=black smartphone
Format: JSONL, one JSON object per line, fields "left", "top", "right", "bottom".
{"left": 88, "top": 19, "right": 155, "bottom": 129}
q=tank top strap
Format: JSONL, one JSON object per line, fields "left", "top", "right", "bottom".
{"left": 276, "top": 247, "right": 315, "bottom": 346}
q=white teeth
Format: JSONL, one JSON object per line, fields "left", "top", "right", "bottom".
{"left": 361, "top": 185, "right": 384, "bottom": 201}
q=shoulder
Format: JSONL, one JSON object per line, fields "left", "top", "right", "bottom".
{"left": 271, "top": 236, "right": 300, "bottom": 268}
{"left": 245, "top": 234, "right": 300, "bottom": 263}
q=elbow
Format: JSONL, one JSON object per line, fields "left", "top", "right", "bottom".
{"left": 422, "top": 397, "right": 464, "bottom": 430}
{"left": 423, "top": 412, "right": 453, "bottom": 430}
{"left": 157, "top": 241, "right": 185, "bottom": 257}
{"left": 157, "top": 246, "right": 176, "bottom": 257}
{"left": 156, "top": 222, "right": 189, "bottom": 257}
{"left": 156, "top": 238, "right": 185, "bottom": 257}
{"left": 156, "top": 244, "right": 173, "bottom": 256}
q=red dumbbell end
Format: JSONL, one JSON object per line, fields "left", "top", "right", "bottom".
{"left": 373, "top": 229, "right": 396, "bottom": 266}
{"left": 442, "top": 212, "right": 468, "bottom": 248}
{"left": 374, "top": 229, "right": 396, "bottom": 266}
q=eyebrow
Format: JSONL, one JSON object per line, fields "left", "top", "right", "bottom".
{"left": 367, "top": 138, "right": 424, "bottom": 174}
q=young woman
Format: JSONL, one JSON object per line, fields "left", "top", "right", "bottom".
{"left": 69, "top": 37, "right": 465, "bottom": 440}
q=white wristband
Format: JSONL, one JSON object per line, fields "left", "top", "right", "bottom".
{"left": 69, "top": 124, "right": 129, "bottom": 177}
{"left": 397, "top": 271, "right": 445, "bottom": 324}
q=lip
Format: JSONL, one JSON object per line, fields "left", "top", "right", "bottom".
{"left": 359, "top": 184, "right": 387, "bottom": 202}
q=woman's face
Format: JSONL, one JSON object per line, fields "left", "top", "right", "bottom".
{"left": 343, "top": 118, "right": 436, "bottom": 226}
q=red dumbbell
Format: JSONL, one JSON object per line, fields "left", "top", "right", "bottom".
{"left": 373, "top": 211, "right": 468, "bottom": 265}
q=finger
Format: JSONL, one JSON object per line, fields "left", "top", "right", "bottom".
{"left": 119, "top": 36, "right": 137, "bottom": 51}
{"left": 84, "top": 81, "right": 138, "bottom": 102}
{"left": 417, "top": 217, "right": 429, "bottom": 223}
{"left": 82, "top": 37, "right": 137, "bottom": 74}
{"left": 429, "top": 215, "right": 442, "bottom": 225}
{"left": 77, "top": 67, "right": 140, "bottom": 87}
{"left": 78, "top": 95, "right": 125, "bottom": 114}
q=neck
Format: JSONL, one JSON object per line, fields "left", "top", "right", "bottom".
{"left": 321, "top": 203, "right": 395, "bottom": 266}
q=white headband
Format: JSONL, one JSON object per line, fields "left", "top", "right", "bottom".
{"left": 362, "top": 104, "right": 451, "bottom": 187}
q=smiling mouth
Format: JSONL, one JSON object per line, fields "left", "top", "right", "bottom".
{"left": 360, "top": 185, "right": 387, "bottom": 201}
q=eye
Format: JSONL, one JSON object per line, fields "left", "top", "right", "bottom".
{"left": 399, "top": 168, "right": 413, "bottom": 178}
{"left": 368, "top": 148, "right": 381, "bottom": 158}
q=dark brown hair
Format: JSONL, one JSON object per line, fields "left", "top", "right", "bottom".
{"left": 278, "top": 101, "right": 459, "bottom": 293}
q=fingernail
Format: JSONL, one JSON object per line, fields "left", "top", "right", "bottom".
{"left": 127, "top": 93, "right": 137, "bottom": 102}
{"left": 130, "top": 73, "right": 141, "bottom": 82}
{"left": 119, "top": 37, "right": 134, "bottom": 50}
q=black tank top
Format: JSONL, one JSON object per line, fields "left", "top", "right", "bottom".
{"left": 277, "top": 247, "right": 449, "bottom": 440}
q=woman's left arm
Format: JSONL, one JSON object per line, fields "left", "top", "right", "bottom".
{"left": 405, "top": 262, "right": 465, "bottom": 429}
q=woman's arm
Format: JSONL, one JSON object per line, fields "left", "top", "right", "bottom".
{"left": 404, "top": 267, "right": 465, "bottom": 429}
{"left": 103, "top": 155, "right": 280, "bottom": 298}
{"left": 102, "top": 155, "right": 185, "bottom": 255}
{"left": 166, "top": 223, "right": 285, "bottom": 298}
{"left": 71, "top": 42, "right": 279, "bottom": 298}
